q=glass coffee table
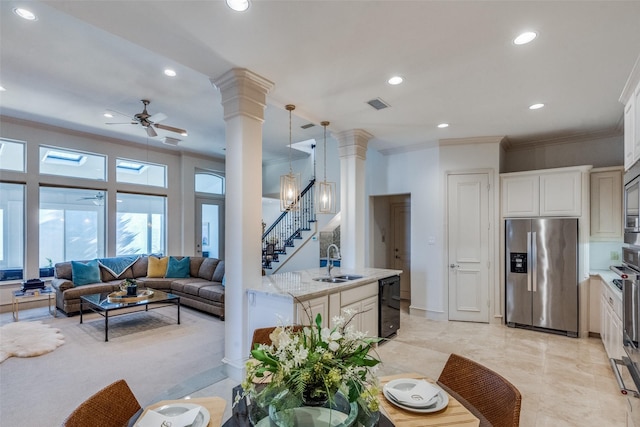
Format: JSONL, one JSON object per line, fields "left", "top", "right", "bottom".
{"left": 80, "top": 288, "right": 180, "bottom": 342}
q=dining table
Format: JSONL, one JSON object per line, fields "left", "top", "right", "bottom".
{"left": 133, "top": 396, "right": 227, "bottom": 427}
{"left": 222, "top": 372, "right": 480, "bottom": 427}
{"left": 378, "top": 373, "right": 480, "bottom": 427}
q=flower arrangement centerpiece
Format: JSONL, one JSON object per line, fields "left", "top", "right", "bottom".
{"left": 241, "top": 309, "right": 382, "bottom": 426}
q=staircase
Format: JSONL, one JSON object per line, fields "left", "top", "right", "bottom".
{"left": 262, "top": 180, "right": 317, "bottom": 274}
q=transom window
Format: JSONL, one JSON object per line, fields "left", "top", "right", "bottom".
{"left": 39, "top": 146, "right": 106, "bottom": 180}
{"left": 116, "top": 158, "right": 167, "bottom": 188}
{"left": 0, "top": 138, "right": 26, "bottom": 172}
{"left": 195, "top": 171, "right": 225, "bottom": 195}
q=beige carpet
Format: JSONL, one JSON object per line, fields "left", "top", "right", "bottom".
{"left": 0, "top": 321, "right": 65, "bottom": 362}
{"left": 0, "top": 306, "right": 226, "bottom": 427}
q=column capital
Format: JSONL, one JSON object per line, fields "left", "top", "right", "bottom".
{"left": 335, "top": 129, "right": 373, "bottom": 160}
{"left": 211, "top": 68, "right": 275, "bottom": 122}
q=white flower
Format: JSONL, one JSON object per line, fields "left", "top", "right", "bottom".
{"left": 321, "top": 327, "right": 342, "bottom": 351}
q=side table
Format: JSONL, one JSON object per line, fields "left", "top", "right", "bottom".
{"left": 12, "top": 288, "right": 57, "bottom": 321}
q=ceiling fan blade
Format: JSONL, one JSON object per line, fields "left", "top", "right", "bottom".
{"left": 106, "top": 122, "right": 137, "bottom": 125}
{"left": 155, "top": 123, "right": 187, "bottom": 135}
{"left": 146, "top": 126, "right": 158, "bottom": 137}
{"left": 148, "top": 112, "right": 167, "bottom": 123}
{"left": 105, "top": 109, "right": 134, "bottom": 119}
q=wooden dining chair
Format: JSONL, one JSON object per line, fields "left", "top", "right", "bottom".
{"left": 437, "top": 353, "right": 522, "bottom": 427}
{"left": 251, "top": 325, "right": 305, "bottom": 348}
{"left": 61, "top": 379, "right": 141, "bottom": 427}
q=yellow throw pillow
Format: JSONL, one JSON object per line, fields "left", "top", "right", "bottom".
{"left": 147, "top": 256, "right": 169, "bottom": 278}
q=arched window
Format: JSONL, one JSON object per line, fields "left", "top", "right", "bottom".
{"left": 195, "top": 171, "right": 225, "bottom": 195}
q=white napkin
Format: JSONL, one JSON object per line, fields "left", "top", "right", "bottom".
{"left": 386, "top": 380, "right": 441, "bottom": 407}
{"left": 137, "top": 406, "right": 200, "bottom": 427}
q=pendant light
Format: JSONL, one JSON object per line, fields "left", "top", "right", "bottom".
{"left": 280, "top": 104, "right": 300, "bottom": 211}
{"left": 315, "top": 121, "right": 336, "bottom": 214}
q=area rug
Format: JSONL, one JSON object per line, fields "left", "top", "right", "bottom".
{"left": 0, "top": 321, "right": 65, "bottom": 363}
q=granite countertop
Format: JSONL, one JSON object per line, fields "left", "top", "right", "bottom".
{"left": 248, "top": 267, "right": 402, "bottom": 300}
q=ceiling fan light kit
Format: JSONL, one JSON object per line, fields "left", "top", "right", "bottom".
{"left": 280, "top": 104, "right": 300, "bottom": 212}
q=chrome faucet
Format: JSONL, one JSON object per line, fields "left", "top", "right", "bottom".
{"left": 327, "top": 244, "right": 341, "bottom": 278}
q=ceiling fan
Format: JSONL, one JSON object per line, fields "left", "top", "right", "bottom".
{"left": 78, "top": 192, "right": 105, "bottom": 205}
{"left": 105, "top": 99, "right": 187, "bottom": 138}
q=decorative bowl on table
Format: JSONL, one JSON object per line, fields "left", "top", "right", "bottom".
{"left": 107, "top": 289, "right": 153, "bottom": 303}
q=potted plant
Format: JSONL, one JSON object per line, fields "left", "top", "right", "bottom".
{"left": 120, "top": 278, "right": 138, "bottom": 296}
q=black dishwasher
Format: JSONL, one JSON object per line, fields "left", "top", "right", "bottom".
{"left": 379, "top": 275, "right": 401, "bottom": 339}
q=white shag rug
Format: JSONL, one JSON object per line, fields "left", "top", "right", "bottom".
{"left": 0, "top": 321, "right": 65, "bottom": 363}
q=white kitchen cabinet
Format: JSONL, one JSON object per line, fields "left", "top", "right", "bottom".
{"left": 621, "top": 54, "right": 640, "bottom": 170}
{"left": 539, "top": 170, "right": 582, "bottom": 216}
{"left": 340, "top": 282, "right": 379, "bottom": 335}
{"left": 501, "top": 167, "right": 586, "bottom": 217}
{"left": 590, "top": 168, "right": 623, "bottom": 240}
{"left": 296, "top": 295, "right": 329, "bottom": 327}
{"left": 625, "top": 98, "right": 636, "bottom": 170}
{"left": 501, "top": 175, "right": 539, "bottom": 217}
{"left": 601, "top": 279, "right": 624, "bottom": 360}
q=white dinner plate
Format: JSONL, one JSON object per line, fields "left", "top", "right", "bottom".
{"left": 153, "top": 402, "right": 210, "bottom": 427}
{"left": 383, "top": 379, "right": 449, "bottom": 413}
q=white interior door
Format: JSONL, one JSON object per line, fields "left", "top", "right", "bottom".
{"left": 447, "top": 173, "right": 490, "bottom": 322}
{"left": 195, "top": 197, "right": 225, "bottom": 259}
{"left": 391, "top": 202, "right": 411, "bottom": 300}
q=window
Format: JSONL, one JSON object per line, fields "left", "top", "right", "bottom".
{"left": 0, "top": 183, "right": 24, "bottom": 281}
{"left": 39, "top": 146, "right": 106, "bottom": 180}
{"left": 116, "top": 193, "right": 166, "bottom": 255}
{"left": 0, "top": 138, "right": 26, "bottom": 172}
{"left": 116, "top": 158, "right": 167, "bottom": 188}
{"left": 39, "top": 187, "right": 105, "bottom": 265}
{"left": 195, "top": 171, "right": 225, "bottom": 195}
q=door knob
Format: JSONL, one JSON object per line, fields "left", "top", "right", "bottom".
{"left": 449, "top": 264, "right": 460, "bottom": 269}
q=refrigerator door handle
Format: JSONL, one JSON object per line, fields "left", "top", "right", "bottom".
{"left": 532, "top": 231, "right": 537, "bottom": 292}
{"left": 527, "top": 232, "right": 532, "bottom": 292}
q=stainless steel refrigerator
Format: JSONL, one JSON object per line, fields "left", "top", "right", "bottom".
{"left": 505, "top": 218, "right": 579, "bottom": 337}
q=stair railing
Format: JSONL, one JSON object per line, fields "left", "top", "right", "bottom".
{"left": 262, "top": 179, "right": 316, "bottom": 262}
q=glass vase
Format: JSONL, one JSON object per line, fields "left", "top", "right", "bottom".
{"left": 268, "top": 389, "right": 357, "bottom": 427}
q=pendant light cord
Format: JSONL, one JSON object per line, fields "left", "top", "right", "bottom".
{"left": 321, "top": 121, "right": 330, "bottom": 182}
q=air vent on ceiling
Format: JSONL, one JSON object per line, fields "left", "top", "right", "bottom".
{"left": 366, "top": 98, "right": 390, "bottom": 110}
{"left": 301, "top": 123, "right": 315, "bottom": 129}
{"left": 162, "top": 137, "right": 181, "bottom": 146}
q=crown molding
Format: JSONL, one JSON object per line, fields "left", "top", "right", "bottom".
{"left": 620, "top": 53, "right": 640, "bottom": 104}
{"left": 503, "top": 127, "right": 622, "bottom": 152}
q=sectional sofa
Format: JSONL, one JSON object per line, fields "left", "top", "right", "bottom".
{"left": 50, "top": 255, "right": 225, "bottom": 319}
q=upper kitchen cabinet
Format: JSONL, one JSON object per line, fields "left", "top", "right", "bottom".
{"left": 621, "top": 54, "right": 640, "bottom": 171}
{"left": 501, "top": 166, "right": 590, "bottom": 218}
{"left": 590, "top": 167, "right": 623, "bottom": 240}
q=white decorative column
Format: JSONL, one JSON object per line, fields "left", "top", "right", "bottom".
{"left": 211, "top": 68, "right": 274, "bottom": 380}
{"left": 334, "top": 129, "right": 372, "bottom": 270}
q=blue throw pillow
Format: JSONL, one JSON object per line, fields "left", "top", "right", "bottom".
{"left": 71, "top": 259, "right": 101, "bottom": 286}
{"left": 222, "top": 275, "right": 226, "bottom": 287}
{"left": 165, "top": 256, "right": 190, "bottom": 278}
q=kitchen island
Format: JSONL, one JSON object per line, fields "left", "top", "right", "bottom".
{"left": 247, "top": 267, "right": 402, "bottom": 341}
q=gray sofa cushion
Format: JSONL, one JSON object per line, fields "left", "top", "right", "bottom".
{"left": 199, "top": 284, "right": 225, "bottom": 303}
{"left": 198, "top": 258, "right": 219, "bottom": 280}
{"left": 212, "top": 261, "right": 225, "bottom": 282}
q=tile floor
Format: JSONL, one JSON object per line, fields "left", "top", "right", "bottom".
{"left": 193, "top": 303, "right": 630, "bottom": 426}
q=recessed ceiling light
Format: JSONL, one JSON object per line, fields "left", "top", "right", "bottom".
{"left": 226, "top": 0, "right": 250, "bottom": 12}
{"left": 103, "top": 112, "right": 113, "bottom": 118}
{"left": 164, "top": 69, "right": 176, "bottom": 77}
{"left": 13, "top": 8, "right": 37, "bottom": 21}
{"left": 529, "top": 103, "right": 545, "bottom": 110}
{"left": 437, "top": 123, "right": 449, "bottom": 128}
{"left": 514, "top": 31, "right": 537, "bottom": 45}
{"left": 388, "top": 76, "right": 404, "bottom": 85}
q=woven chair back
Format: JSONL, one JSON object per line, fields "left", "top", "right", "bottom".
{"left": 61, "top": 379, "right": 141, "bottom": 427}
{"left": 438, "top": 353, "right": 521, "bottom": 427}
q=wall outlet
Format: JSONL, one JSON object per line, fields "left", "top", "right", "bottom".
{"left": 611, "top": 251, "right": 620, "bottom": 261}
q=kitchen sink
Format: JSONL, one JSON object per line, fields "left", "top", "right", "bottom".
{"left": 313, "top": 277, "right": 348, "bottom": 283}
{"left": 334, "top": 274, "right": 363, "bottom": 280}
